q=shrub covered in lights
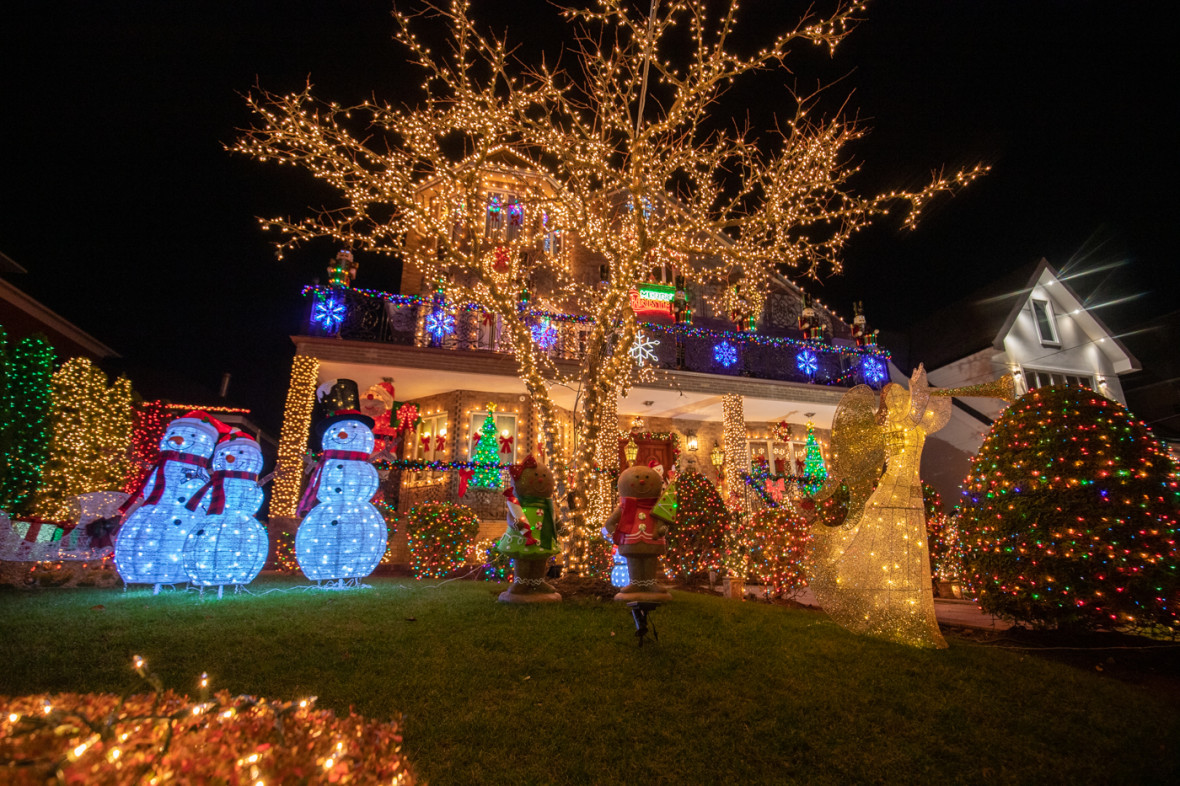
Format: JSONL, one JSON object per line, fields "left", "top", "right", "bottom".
{"left": 960, "top": 386, "right": 1180, "bottom": 633}
{"left": 404, "top": 501, "right": 481, "bottom": 579}
{"left": 740, "top": 509, "right": 813, "bottom": 598}
{"left": 666, "top": 470, "right": 729, "bottom": 580}
{"left": 922, "top": 482, "right": 961, "bottom": 584}
{"left": 0, "top": 682, "right": 415, "bottom": 784}
{"left": 0, "top": 326, "right": 54, "bottom": 514}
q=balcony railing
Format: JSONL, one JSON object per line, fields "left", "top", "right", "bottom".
{"left": 301, "top": 286, "right": 890, "bottom": 389}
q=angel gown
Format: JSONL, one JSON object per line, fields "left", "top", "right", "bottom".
{"left": 811, "top": 372, "right": 949, "bottom": 648}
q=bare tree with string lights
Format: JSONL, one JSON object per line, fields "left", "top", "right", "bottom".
{"left": 234, "top": 0, "right": 985, "bottom": 575}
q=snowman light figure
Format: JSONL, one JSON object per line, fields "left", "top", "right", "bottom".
{"left": 295, "top": 409, "right": 387, "bottom": 585}
{"left": 115, "top": 411, "right": 223, "bottom": 593}
{"left": 182, "top": 429, "right": 269, "bottom": 595}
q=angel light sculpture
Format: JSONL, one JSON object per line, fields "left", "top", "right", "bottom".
{"left": 809, "top": 365, "right": 951, "bottom": 648}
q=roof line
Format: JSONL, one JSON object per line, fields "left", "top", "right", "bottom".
{"left": 0, "top": 278, "right": 120, "bottom": 358}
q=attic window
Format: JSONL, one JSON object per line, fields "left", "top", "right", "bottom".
{"left": 1031, "top": 299, "right": 1059, "bottom": 345}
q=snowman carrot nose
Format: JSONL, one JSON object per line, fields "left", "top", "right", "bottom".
{"left": 169, "top": 435, "right": 185, "bottom": 445}
{"left": 337, "top": 430, "right": 349, "bottom": 440}
{"left": 225, "top": 454, "right": 236, "bottom": 464}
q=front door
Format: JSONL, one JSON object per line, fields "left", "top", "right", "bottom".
{"left": 619, "top": 436, "right": 674, "bottom": 473}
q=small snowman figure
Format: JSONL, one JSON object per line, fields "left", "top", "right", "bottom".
{"left": 115, "top": 411, "right": 224, "bottom": 592}
{"left": 182, "top": 429, "right": 269, "bottom": 595}
{"left": 295, "top": 409, "right": 387, "bottom": 584}
{"left": 602, "top": 464, "right": 673, "bottom": 602}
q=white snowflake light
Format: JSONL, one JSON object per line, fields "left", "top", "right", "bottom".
{"left": 629, "top": 331, "right": 660, "bottom": 366}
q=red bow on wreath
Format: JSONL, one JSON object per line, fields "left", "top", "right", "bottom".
{"left": 498, "top": 434, "right": 514, "bottom": 454}
{"left": 508, "top": 454, "right": 537, "bottom": 480}
{"left": 396, "top": 403, "right": 419, "bottom": 434}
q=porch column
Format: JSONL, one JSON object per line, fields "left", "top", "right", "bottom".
{"left": 722, "top": 393, "right": 748, "bottom": 511}
{"left": 589, "top": 385, "right": 620, "bottom": 527}
{"left": 272, "top": 354, "right": 319, "bottom": 520}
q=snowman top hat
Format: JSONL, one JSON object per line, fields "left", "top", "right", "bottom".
{"left": 316, "top": 408, "right": 376, "bottom": 439}
{"left": 169, "top": 410, "right": 229, "bottom": 443}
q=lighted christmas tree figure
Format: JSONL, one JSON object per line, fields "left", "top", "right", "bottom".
{"left": 32, "top": 358, "right": 134, "bottom": 520}
{"left": 666, "top": 470, "right": 729, "bottom": 581}
{"left": 802, "top": 421, "right": 827, "bottom": 496}
{"left": 470, "top": 403, "right": 503, "bottom": 490}
{"left": 0, "top": 326, "right": 55, "bottom": 513}
{"left": 960, "top": 385, "right": 1180, "bottom": 634}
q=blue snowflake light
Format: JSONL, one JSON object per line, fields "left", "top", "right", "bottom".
{"left": 713, "top": 341, "right": 738, "bottom": 368}
{"left": 862, "top": 356, "right": 886, "bottom": 385}
{"left": 796, "top": 349, "right": 819, "bottom": 377}
{"left": 426, "top": 308, "right": 455, "bottom": 340}
{"left": 313, "top": 297, "right": 346, "bottom": 330}
{"left": 531, "top": 317, "right": 559, "bottom": 350}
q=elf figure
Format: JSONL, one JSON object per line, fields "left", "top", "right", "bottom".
{"left": 602, "top": 464, "right": 673, "bottom": 602}
{"left": 495, "top": 454, "right": 562, "bottom": 603}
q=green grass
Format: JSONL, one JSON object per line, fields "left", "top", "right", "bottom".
{"left": 1, "top": 577, "right": 1177, "bottom": 784}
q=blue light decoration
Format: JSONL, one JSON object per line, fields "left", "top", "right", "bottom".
{"left": 426, "top": 308, "right": 455, "bottom": 340}
{"left": 531, "top": 316, "right": 559, "bottom": 350}
{"left": 713, "top": 340, "right": 738, "bottom": 368}
{"left": 182, "top": 430, "right": 269, "bottom": 592}
{"left": 610, "top": 546, "right": 630, "bottom": 588}
{"left": 295, "top": 414, "right": 388, "bottom": 583}
{"left": 862, "top": 356, "right": 886, "bottom": 385}
{"left": 796, "top": 349, "right": 819, "bottom": 377}
{"left": 115, "top": 412, "right": 220, "bottom": 591}
{"left": 313, "top": 296, "right": 346, "bottom": 331}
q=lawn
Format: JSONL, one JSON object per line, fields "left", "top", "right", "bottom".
{"left": 1, "top": 577, "right": 1176, "bottom": 784}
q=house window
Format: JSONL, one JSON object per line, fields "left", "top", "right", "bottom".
{"left": 467, "top": 411, "right": 518, "bottom": 462}
{"left": 410, "top": 414, "right": 448, "bottom": 462}
{"left": 747, "top": 439, "right": 801, "bottom": 475}
{"left": 1031, "top": 299, "right": 1059, "bottom": 345}
{"left": 1022, "top": 368, "right": 1093, "bottom": 391}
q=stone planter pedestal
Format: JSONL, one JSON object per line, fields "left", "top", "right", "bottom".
{"left": 723, "top": 575, "right": 745, "bottom": 600}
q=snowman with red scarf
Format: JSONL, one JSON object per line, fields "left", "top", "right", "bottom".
{"left": 115, "top": 411, "right": 225, "bottom": 593}
{"left": 295, "top": 409, "right": 387, "bottom": 585}
{"left": 181, "top": 429, "right": 268, "bottom": 594}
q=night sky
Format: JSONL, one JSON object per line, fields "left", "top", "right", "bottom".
{"left": 2, "top": 0, "right": 1176, "bottom": 435}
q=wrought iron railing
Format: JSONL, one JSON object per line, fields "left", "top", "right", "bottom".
{"left": 301, "top": 286, "right": 890, "bottom": 388}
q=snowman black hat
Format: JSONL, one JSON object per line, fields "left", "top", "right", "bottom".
{"left": 315, "top": 408, "right": 376, "bottom": 440}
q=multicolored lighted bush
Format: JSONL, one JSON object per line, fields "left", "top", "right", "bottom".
{"left": 735, "top": 509, "right": 812, "bottom": 597}
{"left": 404, "top": 502, "right": 481, "bottom": 579}
{"left": 0, "top": 664, "right": 414, "bottom": 784}
{"left": 960, "top": 385, "right": 1180, "bottom": 633}
{"left": 666, "top": 471, "right": 728, "bottom": 580}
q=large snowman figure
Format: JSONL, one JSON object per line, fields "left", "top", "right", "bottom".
{"left": 182, "top": 429, "right": 269, "bottom": 593}
{"left": 295, "top": 409, "right": 387, "bottom": 583}
{"left": 115, "top": 411, "right": 222, "bottom": 591}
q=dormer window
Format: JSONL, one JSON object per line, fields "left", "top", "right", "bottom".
{"left": 1031, "top": 299, "right": 1059, "bottom": 345}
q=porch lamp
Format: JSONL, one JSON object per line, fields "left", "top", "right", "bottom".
{"left": 710, "top": 440, "right": 724, "bottom": 477}
{"left": 624, "top": 436, "right": 639, "bottom": 466}
{"left": 686, "top": 433, "right": 699, "bottom": 452}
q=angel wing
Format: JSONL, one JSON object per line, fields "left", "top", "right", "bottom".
{"left": 824, "top": 384, "right": 886, "bottom": 527}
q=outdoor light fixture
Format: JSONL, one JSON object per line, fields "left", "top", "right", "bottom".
{"left": 710, "top": 440, "right": 724, "bottom": 477}
{"left": 687, "top": 434, "right": 699, "bottom": 452}
{"left": 624, "top": 436, "right": 639, "bottom": 466}
{"left": 631, "top": 415, "right": 646, "bottom": 432}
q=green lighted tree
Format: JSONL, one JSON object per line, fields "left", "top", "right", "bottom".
{"left": 0, "top": 326, "right": 55, "bottom": 513}
{"left": 470, "top": 404, "right": 503, "bottom": 490}
{"left": 803, "top": 422, "right": 827, "bottom": 496}
{"left": 960, "top": 386, "right": 1180, "bottom": 633}
{"left": 666, "top": 470, "right": 728, "bottom": 580}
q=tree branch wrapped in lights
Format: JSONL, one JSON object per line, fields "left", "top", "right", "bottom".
{"left": 235, "top": 0, "right": 984, "bottom": 575}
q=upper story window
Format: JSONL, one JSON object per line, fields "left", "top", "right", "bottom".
{"left": 467, "top": 411, "right": 518, "bottom": 462}
{"left": 1031, "top": 299, "right": 1059, "bottom": 345}
{"left": 1023, "top": 368, "right": 1093, "bottom": 391}
{"left": 409, "top": 413, "right": 448, "bottom": 462}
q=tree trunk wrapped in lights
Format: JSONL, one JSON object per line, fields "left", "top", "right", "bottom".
{"left": 234, "top": 0, "right": 984, "bottom": 574}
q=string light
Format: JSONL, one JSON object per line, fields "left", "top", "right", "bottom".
{"left": 404, "top": 502, "right": 481, "bottom": 579}
{"left": 273, "top": 356, "right": 319, "bottom": 518}
{"left": 32, "top": 358, "right": 133, "bottom": 521}
{"left": 239, "top": 0, "right": 983, "bottom": 574}
{"left": 665, "top": 470, "right": 728, "bottom": 580}
{"left": 722, "top": 394, "right": 748, "bottom": 509}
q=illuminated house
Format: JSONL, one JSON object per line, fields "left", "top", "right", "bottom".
{"left": 271, "top": 157, "right": 892, "bottom": 557}
{"left": 890, "top": 258, "right": 1140, "bottom": 500}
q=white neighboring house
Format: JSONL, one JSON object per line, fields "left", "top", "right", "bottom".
{"left": 890, "top": 258, "right": 1140, "bottom": 503}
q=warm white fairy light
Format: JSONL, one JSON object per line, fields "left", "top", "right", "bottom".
{"left": 238, "top": 0, "right": 984, "bottom": 573}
